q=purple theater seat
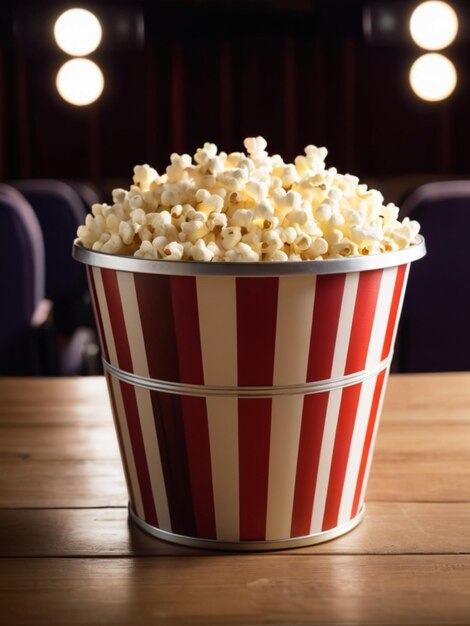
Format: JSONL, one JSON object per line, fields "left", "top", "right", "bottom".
{"left": 0, "top": 184, "right": 49, "bottom": 374}
{"left": 10, "top": 179, "right": 90, "bottom": 335}
{"left": 61, "top": 180, "right": 101, "bottom": 215}
{"left": 395, "top": 181, "right": 470, "bottom": 372}
{"left": 0, "top": 183, "right": 100, "bottom": 376}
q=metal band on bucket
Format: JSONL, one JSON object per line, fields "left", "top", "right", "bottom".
{"left": 73, "top": 236, "right": 426, "bottom": 277}
{"left": 129, "top": 502, "right": 366, "bottom": 551}
{"left": 102, "top": 353, "right": 393, "bottom": 398}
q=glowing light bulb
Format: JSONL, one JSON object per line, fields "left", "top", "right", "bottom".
{"left": 409, "top": 53, "right": 457, "bottom": 101}
{"left": 56, "top": 58, "right": 104, "bottom": 106}
{"left": 410, "top": 1, "right": 458, "bottom": 50}
{"left": 54, "top": 8, "right": 102, "bottom": 56}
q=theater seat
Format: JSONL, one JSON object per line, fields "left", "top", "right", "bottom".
{"left": 0, "top": 184, "right": 53, "bottom": 374}
{"left": 395, "top": 181, "right": 470, "bottom": 372}
{"left": 10, "top": 179, "right": 92, "bottom": 335}
{"left": 0, "top": 183, "right": 99, "bottom": 376}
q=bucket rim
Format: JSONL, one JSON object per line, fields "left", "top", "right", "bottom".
{"left": 129, "top": 503, "right": 366, "bottom": 551}
{"left": 73, "top": 235, "right": 426, "bottom": 276}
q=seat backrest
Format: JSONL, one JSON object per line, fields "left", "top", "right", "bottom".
{"left": 396, "top": 181, "right": 470, "bottom": 372}
{"left": 61, "top": 180, "right": 101, "bottom": 215}
{"left": 0, "top": 184, "right": 45, "bottom": 360}
{"left": 10, "top": 179, "right": 87, "bottom": 303}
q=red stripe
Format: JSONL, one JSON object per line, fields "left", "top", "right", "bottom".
{"left": 104, "top": 371, "right": 136, "bottom": 508}
{"left": 321, "top": 382, "right": 363, "bottom": 530}
{"left": 219, "top": 41, "right": 233, "bottom": 149}
{"left": 238, "top": 398, "right": 271, "bottom": 541}
{"left": 290, "top": 392, "right": 329, "bottom": 537}
{"left": 134, "top": 273, "right": 180, "bottom": 382}
{"left": 236, "top": 278, "right": 277, "bottom": 540}
{"left": 170, "top": 42, "right": 185, "bottom": 153}
{"left": 182, "top": 396, "right": 216, "bottom": 539}
{"left": 120, "top": 380, "right": 158, "bottom": 525}
{"left": 307, "top": 273, "right": 346, "bottom": 381}
{"left": 236, "top": 277, "right": 278, "bottom": 386}
{"left": 16, "top": 56, "right": 31, "bottom": 177}
{"left": 88, "top": 108, "right": 101, "bottom": 181}
{"left": 150, "top": 391, "right": 197, "bottom": 536}
{"left": 381, "top": 264, "right": 407, "bottom": 360}
{"left": 350, "top": 370, "right": 386, "bottom": 518}
{"left": 86, "top": 266, "right": 109, "bottom": 361}
{"left": 283, "top": 39, "right": 297, "bottom": 160}
{"left": 344, "top": 269, "right": 383, "bottom": 375}
{"left": 98, "top": 269, "right": 157, "bottom": 525}
{"left": 167, "top": 275, "right": 211, "bottom": 536}
{"left": 350, "top": 265, "right": 408, "bottom": 517}
{"left": 100, "top": 268, "right": 133, "bottom": 371}
{"left": 171, "top": 276, "right": 204, "bottom": 384}
{"left": 321, "top": 270, "right": 383, "bottom": 530}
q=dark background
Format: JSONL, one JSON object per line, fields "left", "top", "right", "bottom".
{"left": 1, "top": 0, "right": 468, "bottom": 199}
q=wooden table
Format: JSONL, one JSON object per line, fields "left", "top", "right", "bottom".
{"left": 1, "top": 374, "right": 470, "bottom": 625}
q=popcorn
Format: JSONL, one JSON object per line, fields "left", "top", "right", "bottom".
{"left": 77, "top": 138, "right": 421, "bottom": 262}
{"left": 133, "top": 164, "right": 159, "bottom": 191}
{"left": 224, "top": 242, "right": 260, "bottom": 262}
{"left": 191, "top": 239, "right": 215, "bottom": 262}
{"left": 243, "top": 136, "right": 268, "bottom": 161}
{"left": 163, "top": 241, "right": 184, "bottom": 260}
{"left": 221, "top": 226, "right": 242, "bottom": 250}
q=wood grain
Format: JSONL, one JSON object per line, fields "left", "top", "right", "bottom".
{"left": 1, "top": 374, "right": 470, "bottom": 626}
{"left": 384, "top": 372, "right": 470, "bottom": 423}
{"left": 0, "top": 459, "right": 127, "bottom": 508}
{"left": 0, "top": 424, "right": 119, "bottom": 461}
{"left": 1, "top": 435, "right": 468, "bottom": 507}
{"left": 0, "top": 377, "right": 112, "bottom": 426}
{"left": 2, "top": 556, "right": 470, "bottom": 625}
{"left": 2, "top": 420, "right": 470, "bottom": 464}
{"left": 1, "top": 502, "right": 470, "bottom": 558}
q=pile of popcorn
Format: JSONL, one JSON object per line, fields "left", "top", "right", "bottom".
{"left": 77, "top": 137, "right": 420, "bottom": 262}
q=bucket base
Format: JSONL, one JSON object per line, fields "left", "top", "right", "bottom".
{"left": 129, "top": 504, "right": 365, "bottom": 552}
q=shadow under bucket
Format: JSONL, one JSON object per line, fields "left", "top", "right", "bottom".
{"left": 73, "top": 237, "right": 425, "bottom": 551}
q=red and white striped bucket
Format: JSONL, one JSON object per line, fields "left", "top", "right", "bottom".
{"left": 74, "top": 238, "right": 425, "bottom": 550}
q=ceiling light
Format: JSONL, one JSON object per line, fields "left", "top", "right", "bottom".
{"left": 54, "top": 8, "right": 102, "bottom": 56}
{"left": 410, "top": 1, "right": 458, "bottom": 50}
{"left": 56, "top": 58, "right": 104, "bottom": 106}
{"left": 409, "top": 53, "right": 457, "bottom": 101}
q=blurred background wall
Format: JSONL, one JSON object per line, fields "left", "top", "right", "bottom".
{"left": 2, "top": 0, "right": 469, "bottom": 375}
{"left": 1, "top": 0, "right": 469, "bottom": 200}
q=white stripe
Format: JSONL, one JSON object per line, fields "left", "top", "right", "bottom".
{"left": 366, "top": 267, "right": 398, "bottom": 368}
{"left": 115, "top": 271, "right": 171, "bottom": 530}
{"left": 358, "top": 368, "right": 390, "bottom": 507}
{"left": 265, "top": 395, "right": 303, "bottom": 540}
{"left": 337, "top": 267, "right": 398, "bottom": 524}
{"left": 390, "top": 264, "right": 411, "bottom": 351}
{"left": 196, "top": 276, "right": 237, "bottom": 386}
{"left": 206, "top": 397, "right": 239, "bottom": 540}
{"left": 273, "top": 275, "right": 316, "bottom": 385}
{"left": 92, "top": 267, "right": 118, "bottom": 367}
{"left": 336, "top": 378, "right": 376, "bottom": 525}
{"left": 134, "top": 386, "right": 172, "bottom": 531}
{"left": 109, "top": 375, "right": 145, "bottom": 519}
{"left": 264, "top": 276, "right": 316, "bottom": 539}
{"left": 116, "top": 271, "right": 149, "bottom": 377}
{"left": 309, "top": 388, "right": 343, "bottom": 533}
{"left": 197, "top": 276, "right": 239, "bottom": 540}
{"left": 330, "top": 272, "right": 360, "bottom": 378}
